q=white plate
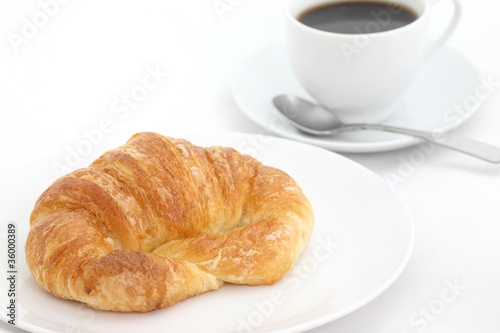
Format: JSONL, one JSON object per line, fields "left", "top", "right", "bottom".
{"left": 231, "top": 41, "right": 482, "bottom": 153}
{"left": 2, "top": 133, "right": 414, "bottom": 333}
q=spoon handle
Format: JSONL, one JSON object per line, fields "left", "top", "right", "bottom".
{"left": 357, "top": 124, "right": 500, "bottom": 163}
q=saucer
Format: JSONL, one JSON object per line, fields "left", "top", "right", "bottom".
{"left": 231, "top": 41, "right": 482, "bottom": 153}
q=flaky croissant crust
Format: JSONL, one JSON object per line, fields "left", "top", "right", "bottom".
{"left": 25, "top": 132, "right": 314, "bottom": 312}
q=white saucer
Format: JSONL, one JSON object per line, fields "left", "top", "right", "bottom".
{"left": 231, "top": 41, "right": 482, "bottom": 153}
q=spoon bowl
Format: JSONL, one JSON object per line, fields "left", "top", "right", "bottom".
{"left": 273, "top": 95, "right": 343, "bottom": 135}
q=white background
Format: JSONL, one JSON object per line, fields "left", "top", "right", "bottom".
{"left": 0, "top": 0, "right": 499, "bottom": 332}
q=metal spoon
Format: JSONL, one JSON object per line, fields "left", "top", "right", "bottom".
{"left": 273, "top": 94, "right": 500, "bottom": 163}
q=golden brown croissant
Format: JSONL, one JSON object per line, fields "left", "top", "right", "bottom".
{"left": 25, "top": 132, "right": 314, "bottom": 312}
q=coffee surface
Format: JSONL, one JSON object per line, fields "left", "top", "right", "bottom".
{"left": 298, "top": 1, "right": 417, "bottom": 34}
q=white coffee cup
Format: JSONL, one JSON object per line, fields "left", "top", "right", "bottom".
{"left": 286, "top": 0, "right": 461, "bottom": 123}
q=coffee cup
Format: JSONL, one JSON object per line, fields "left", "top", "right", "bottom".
{"left": 285, "top": 0, "right": 461, "bottom": 123}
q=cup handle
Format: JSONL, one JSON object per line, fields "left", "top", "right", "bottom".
{"left": 424, "top": 0, "right": 462, "bottom": 60}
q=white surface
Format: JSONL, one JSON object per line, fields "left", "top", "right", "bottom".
{"left": 231, "top": 41, "right": 481, "bottom": 152}
{"left": 0, "top": 0, "right": 499, "bottom": 332}
{"left": 0, "top": 133, "right": 414, "bottom": 333}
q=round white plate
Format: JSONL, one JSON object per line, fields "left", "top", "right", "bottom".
{"left": 2, "top": 133, "right": 414, "bottom": 333}
{"left": 231, "top": 41, "right": 482, "bottom": 153}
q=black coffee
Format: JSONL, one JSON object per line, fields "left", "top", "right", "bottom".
{"left": 298, "top": 1, "right": 418, "bottom": 34}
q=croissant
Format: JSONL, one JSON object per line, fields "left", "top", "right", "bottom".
{"left": 25, "top": 132, "right": 314, "bottom": 312}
